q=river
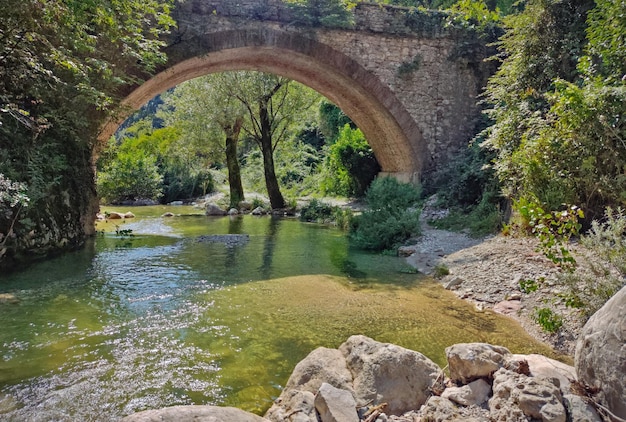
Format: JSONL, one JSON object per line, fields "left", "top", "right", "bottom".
{"left": 0, "top": 206, "right": 558, "bottom": 420}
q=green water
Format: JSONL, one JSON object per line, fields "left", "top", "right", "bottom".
{"left": 0, "top": 207, "right": 560, "bottom": 420}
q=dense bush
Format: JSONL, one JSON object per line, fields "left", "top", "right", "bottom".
{"left": 482, "top": 0, "right": 625, "bottom": 220}
{"left": 559, "top": 208, "right": 626, "bottom": 319}
{"left": 300, "top": 199, "right": 335, "bottom": 222}
{"left": 97, "top": 151, "right": 163, "bottom": 203}
{"left": 350, "top": 177, "right": 421, "bottom": 251}
{"left": 425, "top": 135, "right": 503, "bottom": 236}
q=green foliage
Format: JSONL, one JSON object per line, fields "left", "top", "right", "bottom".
{"left": 446, "top": 0, "right": 500, "bottom": 30}
{"left": 300, "top": 199, "right": 335, "bottom": 222}
{"left": 318, "top": 101, "right": 354, "bottom": 143}
{"left": 350, "top": 177, "right": 421, "bottom": 251}
{"left": 286, "top": 0, "right": 355, "bottom": 28}
{"left": 0, "top": 0, "right": 173, "bottom": 267}
{"left": 320, "top": 125, "right": 380, "bottom": 197}
{"left": 397, "top": 54, "right": 422, "bottom": 78}
{"left": 425, "top": 135, "right": 503, "bottom": 236}
{"left": 513, "top": 199, "right": 583, "bottom": 271}
{"left": 482, "top": 0, "right": 625, "bottom": 220}
{"left": 519, "top": 278, "right": 539, "bottom": 294}
{"left": 97, "top": 150, "right": 163, "bottom": 203}
{"left": 433, "top": 264, "right": 450, "bottom": 279}
{"left": 557, "top": 207, "right": 626, "bottom": 318}
{"left": 533, "top": 307, "right": 563, "bottom": 333}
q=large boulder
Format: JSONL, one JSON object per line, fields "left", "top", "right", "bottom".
{"left": 575, "top": 285, "right": 626, "bottom": 419}
{"left": 446, "top": 343, "right": 512, "bottom": 384}
{"left": 121, "top": 405, "right": 268, "bottom": 421}
{"left": 339, "top": 335, "right": 440, "bottom": 416}
{"left": 264, "top": 347, "right": 353, "bottom": 422}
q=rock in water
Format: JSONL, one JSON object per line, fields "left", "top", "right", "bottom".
{"left": 575, "top": 285, "right": 626, "bottom": 419}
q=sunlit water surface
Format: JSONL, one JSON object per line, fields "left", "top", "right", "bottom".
{"left": 0, "top": 206, "right": 560, "bottom": 420}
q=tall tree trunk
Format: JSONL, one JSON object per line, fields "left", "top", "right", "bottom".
{"left": 258, "top": 101, "right": 286, "bottom": 209}
{"left": 224, "top": 117, "right": 245, "bottom": 209}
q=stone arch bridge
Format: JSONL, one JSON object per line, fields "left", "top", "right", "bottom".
{"left": 103, "top": 0, "right": 493, "bottom": 183}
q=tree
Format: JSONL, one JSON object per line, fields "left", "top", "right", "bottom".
{"left": 163, "top": 74, "right": 248, "bottom": 208}
{"left": 228, "top": 72, "right": 319, "bottom": 209}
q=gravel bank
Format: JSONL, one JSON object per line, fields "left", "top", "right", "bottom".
{"left": 404, "top": 222, "right": 586, "bottom": 356}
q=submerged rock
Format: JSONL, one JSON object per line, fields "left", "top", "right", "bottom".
{"left": 205, "top": 203, "right": 227, "bottom": 216}
{"left": 196, "top": 234, "right": 249, "bottom": 248}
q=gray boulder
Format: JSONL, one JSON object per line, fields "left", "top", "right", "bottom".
{"left": 251, "top": 207, "right": 266, "bottom": 216}
{"left": 205, "top": 203, "right": 227, "bottom": 216}
{"left": 314, "top": 383, "right": 359, "bottom": 422}
{"left": 339, "top": 335, "right": 440, "bottom": 416}
{"left": 446, "top": 343, "right": 512, "bottom": 383}
{"left": 575, "top": 285, "right": 626, "bottom": 420}
{"left": 489, "top": 368, "right": 566, "bottom": 422}
{"left": 265, "top": 347, "right": 353, "bottom": 422}
{"left": 121, "top": 405, "right": 268, "bottom": 421}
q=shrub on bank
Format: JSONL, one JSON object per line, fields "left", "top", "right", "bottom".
{"left": 349, "top": 177, "right": 421, "bottom": 251}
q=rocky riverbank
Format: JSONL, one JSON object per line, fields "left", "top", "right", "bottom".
{"left": 402, "top": 215, "right": 588, "bottom": 356}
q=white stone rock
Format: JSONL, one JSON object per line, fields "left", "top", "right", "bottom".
{"left": 339, "top": 335, "right": 440, "bottom": 416}
{"left": 446, "top": 343, "right": 511, "bottom": 383}
{"left": 266, "top": 390, "right": 316, "bottom": 422}
{"left": 228, "top": 208, "right": 239, "bottom": 215}
{"left": 441, "top": 378, "right": 491, "bottom": 406}
{"left": 251, "top": 206, "right": 266, "bottom": 215}
{"left": 121, "top": 405, "right": 269, "bottom": 422}
{"left": 575, "top": 285, "right": 626, "bottom": 420}
{"left": 511, "top": 354, "right": 575, "bottom": 393}
{"left": 489, "top": 368, "right": 566, "bottom": 422}
{"left": 265, "top": 347, "right": 353, "bottom": 422}
{"left": 314, "top": 383, "right": 359, "bottom": 422}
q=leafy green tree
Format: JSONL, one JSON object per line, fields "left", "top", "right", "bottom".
{"left": 97, "top": 151, "right": 163, "bottom": 203}
{"left": 321, "top": 125, "right": 380, "bottom": 197}
{"left": 481, "top": 0, "right": 610, "bottom": 215}
{"left": 228, "top": 72, "right": 319, "bottom": 209}
{"left": 163, "top": 74, "right": 248, "bottom": 208}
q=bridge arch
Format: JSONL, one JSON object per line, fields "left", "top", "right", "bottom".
{"left": 100, "top": 27, "right": 427, "bottom": 181}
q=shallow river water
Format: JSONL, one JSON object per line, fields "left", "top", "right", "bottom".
{"left": 0, "top": 206, "right": 559, "bottom": 420}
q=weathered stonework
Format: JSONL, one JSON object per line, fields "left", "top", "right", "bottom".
{"left": 102, "top": 0, "right": 495, "bottom": 183}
